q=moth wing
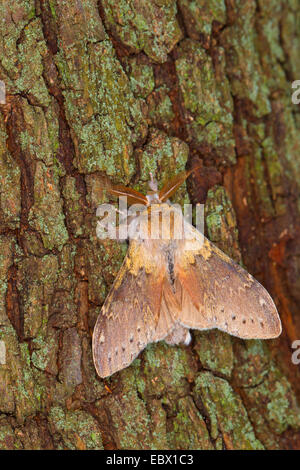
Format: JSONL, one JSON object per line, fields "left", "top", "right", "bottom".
{"left": 174, "top": 234, "right": 282, "bottom": 339}
{"left": 92, "top": 240, "right": 178, "bottom": 378}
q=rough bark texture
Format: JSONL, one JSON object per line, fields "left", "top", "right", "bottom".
{"left": 0, "top": 0, "right": 300, "bottom": 450}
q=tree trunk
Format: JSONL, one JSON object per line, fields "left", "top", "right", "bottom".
{"left": 0, "top": 0, "right": 300, "bottom": 450}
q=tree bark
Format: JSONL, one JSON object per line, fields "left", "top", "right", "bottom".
{"left": 0, "top": 0, "right": 300, "bottom": 450}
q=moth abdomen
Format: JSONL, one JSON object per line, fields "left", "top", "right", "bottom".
{"left": 166, "top": 248, "right": 176, "bottom": 288}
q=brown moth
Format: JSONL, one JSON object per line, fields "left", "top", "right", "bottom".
{"left": 92, "top": 170, "right": 282, "bottom": 378}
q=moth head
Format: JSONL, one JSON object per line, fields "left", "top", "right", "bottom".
{"left": 146, "top": 172, "right": 161, "bottom": 205}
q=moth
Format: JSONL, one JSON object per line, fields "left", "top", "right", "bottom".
{"left": 92, "top": 170, "right": 282, "bottom": 378}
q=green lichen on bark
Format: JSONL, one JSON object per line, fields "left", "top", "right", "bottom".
{"left": 0, "top": 325, "right": 43, "bottom": 424}
{"left": 178, "top": 0, "right": 226, "bottom": 44}
{"left": 101, "top": 0, "right": 183, "bottom": 63}
{"left": 205, "top": 185, "right": 242, "bottom": 263}
{"left": 194, "top": 330, "right": 234, "bottom": 379}
{"left": 221, "top": 0, "right": 271, "bottom": 118}
{"left": 194, "top": 372, "right": 264, "bottom": 450}
{"left": 50, "top": 0, "right": 147, "bottom": 180}
{"left": 99, "top": 367, "right": 152, "bottom": 449}
{"left": 19, "top": 100, "right": 60, "bottom": 167}
{"left": 17, "top": 254, "right": 58, "bottom": 338}
{"left": 56, "top": 38, "right": 145, "bottom": 178}
{"left": 168, "top": 396, "right": 214, "bottom": 450}
{"left": 28, "top": 161, "right": 68, "bottom": 250}
{"left": 0, "top": 2, "right": 50, "bottom": 106}
{"left": 147, "top": 85, "right": 175, "bottom": 132}
{"left": 124, "top": 55, "right": 155, "bottom": 99}
{"left": 48, "top": 406, "right": 103, "bottom": 450}
{"left": 233, "top": 340, "right": 300, "bottom": 449}
{"left": 175, "top": 39, "right": 235, "bottom": 164}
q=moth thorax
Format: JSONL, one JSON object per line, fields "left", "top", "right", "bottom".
{"left": 146, "top": 191, "right": 160, "bottom": 204}
{"left": 136, "top": 204, "right": 184, "bottom": 240}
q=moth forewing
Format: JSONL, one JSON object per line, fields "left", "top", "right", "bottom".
{"left": 92, "top": 238, "right": 178, "bottom": 378}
